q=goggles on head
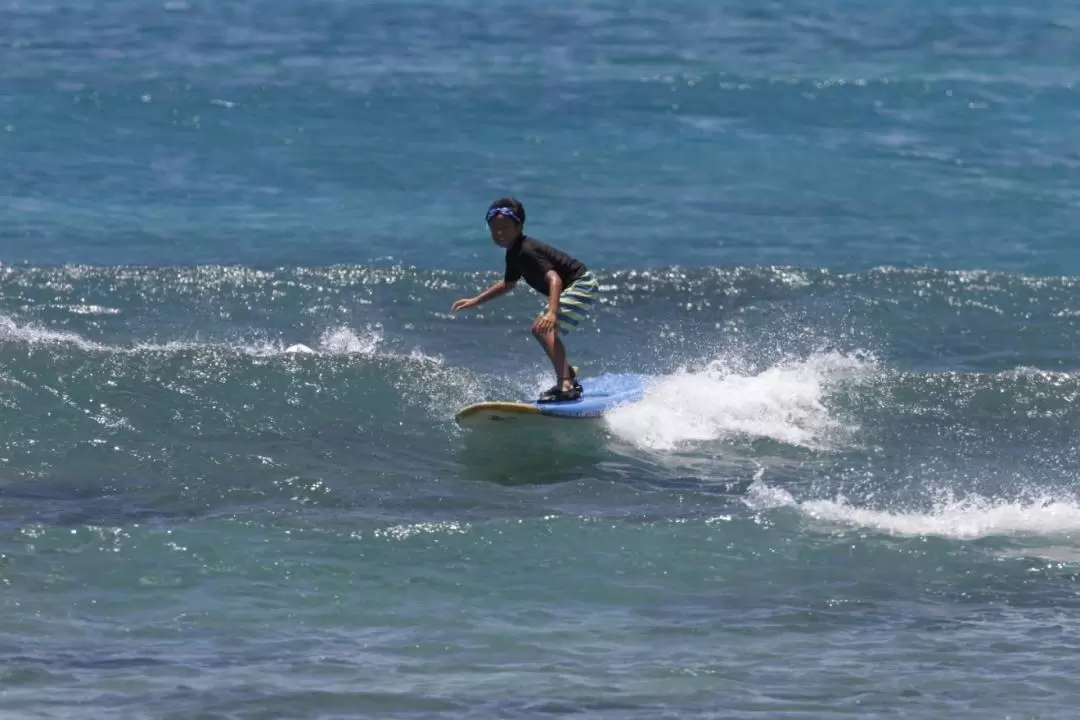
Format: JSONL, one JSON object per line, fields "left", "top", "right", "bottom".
{"left": 486, "top": 206, "right": 522, "bottom": 223}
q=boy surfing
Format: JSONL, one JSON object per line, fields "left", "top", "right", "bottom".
{"left": 451, "top": 197, "right": 600, "bottom": 403}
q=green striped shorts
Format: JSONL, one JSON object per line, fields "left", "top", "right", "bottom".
{"left": 553, "top": 271, "right": 600, "bottom": 335}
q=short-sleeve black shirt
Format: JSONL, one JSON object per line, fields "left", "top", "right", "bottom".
{"left": 504, "top": 235, "right": 587, "bottom": 295}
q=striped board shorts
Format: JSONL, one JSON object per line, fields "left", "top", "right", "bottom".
{"left": 553, "top": 271, "right": 600, "bottom": 335}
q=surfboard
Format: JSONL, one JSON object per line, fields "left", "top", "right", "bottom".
{"left": 456, "top": 372, "right": 649, "bottom": 426}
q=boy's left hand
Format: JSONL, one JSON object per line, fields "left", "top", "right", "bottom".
{"left": 532, "top": 311, "right": 557, "bottom": 335}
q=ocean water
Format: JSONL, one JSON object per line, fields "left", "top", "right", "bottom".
{"left": 4, "top": 0, "right": 1080, "bottom": 717}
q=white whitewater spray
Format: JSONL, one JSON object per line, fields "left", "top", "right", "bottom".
{"left": 744, "top": 473, "right": 1080, "bottom": 541}
{"left": 604, "top": 350, "right": 871, "bottom": 452}
{"left": 0, "top": 312, "right": 385, "bottom": 358}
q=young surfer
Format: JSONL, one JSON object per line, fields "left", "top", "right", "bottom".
{"left": 451, "top": 197, "right": 600, "bottom": 403}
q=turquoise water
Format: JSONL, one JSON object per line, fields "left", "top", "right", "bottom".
{"left": 5, "top": 1, "right": 1080, "bottom": 717}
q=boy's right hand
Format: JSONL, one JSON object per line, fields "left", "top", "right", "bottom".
{"left": 451, "top": 297, "right": 477, "bottom": 311}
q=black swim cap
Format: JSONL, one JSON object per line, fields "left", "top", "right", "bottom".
{"left": 486, "top": 197, "right": 526, "bottom": 225}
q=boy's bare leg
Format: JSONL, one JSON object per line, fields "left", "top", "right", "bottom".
{"left": 532, "top": 325, "right": 572, "bottom": 391}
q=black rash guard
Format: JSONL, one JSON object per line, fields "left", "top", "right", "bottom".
{"left": 503, "top": 235, "right": 587, "bottom": 295}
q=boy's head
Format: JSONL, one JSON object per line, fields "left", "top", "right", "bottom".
{"left": 486, "top": 197, "right": 526, "bottom": 248}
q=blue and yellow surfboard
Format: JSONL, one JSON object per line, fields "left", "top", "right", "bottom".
{"left": 456, "top": 372, "right": 649, "bottom": 426}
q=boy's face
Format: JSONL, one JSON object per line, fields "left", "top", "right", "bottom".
{"left": 488, "top": 215, "right": 521, "bottom": 247}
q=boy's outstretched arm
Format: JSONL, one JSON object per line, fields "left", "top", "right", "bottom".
{"left": 451, "top": 279, "right": 515, "bottom": 311}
